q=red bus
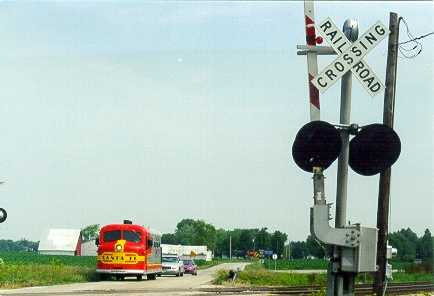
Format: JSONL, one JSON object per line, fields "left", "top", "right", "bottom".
{"left": 96, "top": 222, "right": 162, "bottom": 280}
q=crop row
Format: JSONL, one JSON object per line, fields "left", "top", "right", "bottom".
{"left": 0, "top": 251, "right": 96, "bottom": 268}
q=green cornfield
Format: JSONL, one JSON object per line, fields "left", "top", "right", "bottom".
{"left": 0, "top": 251, "right": 97, "bottom": 288}
{"left": 0, "top": 251, "right": 96, "bottom": 267}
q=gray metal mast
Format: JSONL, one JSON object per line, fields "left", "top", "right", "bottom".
{"left": 334, "top": 19, "right": 359, "bottom": 296}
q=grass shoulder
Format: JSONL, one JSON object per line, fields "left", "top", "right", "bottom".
{"left": 214, "top": 262, "right": 432, "bottom": 287}
{"left": 214, "top": 263, "right": 327, "bottom": 286}
{"left": 263, "top": 259, "right": 327, "bottom": 270}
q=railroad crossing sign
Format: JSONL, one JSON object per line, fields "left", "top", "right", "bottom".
{"left": 312, "top": 19, "right": 388, "bottom": 96}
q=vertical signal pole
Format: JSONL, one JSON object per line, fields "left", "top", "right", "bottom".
{"left": 374, "top": 12, "right": 399, "bottom": 296}
{"left": 334, "top": 19, "right": 358, "bottom": 296}
{"left": 229, "top": 235, "right": 232, "bottom": 261}
{"left": 304, "top": 0, "right": 320, "bottom": 121}
{"left": 304, "top": 2, "right": 330, "bottom": 293}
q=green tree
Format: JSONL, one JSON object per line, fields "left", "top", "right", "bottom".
{"left": 290, "top": 241, "right": 307, "bottom": 259}
{"left": 417, "top": 229, "right": 433, "bottom": 261}
{"left": 161, "top": 233, "right": 177, "bottom": 244}
{"left": 239, "top": 229, "right": 254, "bottom": 254}
{"left": 81, "top": 224, "right": 100, "bottom": 242}
{"left": 228, "top": 229, "right": 242, "bottom": 256}
{"left": 0, "top": 239, "right": 19, "bottom": 251}
{"left": 194, "top": 220, "right": 217, "bottom": 250}
{"left": 16, "top": 239, "right": 39, "bottom": 252}
{"left": 176, "top": 219, "right": 196, "bottom": 231}
{"left": 175, "top": 221, "right": 196, "bottom": 245}
{"left": 270, "top": 231, "right": 287, "bottom": 257}
{"left": 255, "top": 228, "right": 271, "bottom": 250}
{"left": 306, "top": 235, "right": 326, "bottom": 259}
{"left": 389, "top": 228, "right": 418, "bottom": 261}
{"left": 174, "top": 218, "right": 217, "bottom": 250}
{"left": 214, "top": 229, "right": 229, "bottom": 257}
{"left": 0, "top": 239, "right": 39, "bottom": 251}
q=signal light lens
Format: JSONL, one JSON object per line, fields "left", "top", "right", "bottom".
{"left": 292, "top": 121, "right": 342, "bottom": 172}
{"left": 0, "top": 208, "right": 6, "bottom": 223}
{"left": 349, "top": 124, "right": 401, "bottom": 176}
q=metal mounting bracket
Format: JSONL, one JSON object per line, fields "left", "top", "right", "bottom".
{"left": 310, "top": 204, "right": 360, "bottom": 247}
{"left": 296, "top": 45, "right": 337, "bottom": 55}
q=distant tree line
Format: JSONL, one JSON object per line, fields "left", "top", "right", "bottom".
{"left": 0, "top": 239, "right": 39, "bottom": 252}
{"left": 162, "top": 220, "right": 432, "bottom": 263}
{"left": 162, "top": 219, "right": 288, "bottom": 257}
{"left": 289, "top": 235, "right": 328, "bottom": 259}
{"left": 289, "top": 228, "right": 433, "bottom": 264}
{"left": 388, "top": 228, "right": 433, "bottom": 262}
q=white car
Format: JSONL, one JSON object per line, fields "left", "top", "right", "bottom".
{"left": 161, "top": 254, "right": 184, "bottom": 277}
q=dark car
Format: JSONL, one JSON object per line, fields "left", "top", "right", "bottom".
{"left": 182, "top": 259, "right": 197, "bottom": 275}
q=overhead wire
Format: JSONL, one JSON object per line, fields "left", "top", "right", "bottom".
{"left": 398, "top": 31, "right": 434, "bottom": 45}
{"left": 397, "top": 17, "right": 433, "bottom": 59}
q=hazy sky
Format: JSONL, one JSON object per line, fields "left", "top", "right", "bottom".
{"left": 0, "top": 1, "right": 432, "bottom": 242}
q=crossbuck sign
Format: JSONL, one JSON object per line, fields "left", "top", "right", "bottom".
{"left": 312, "top": 18, "right": 388, "bottom": 97}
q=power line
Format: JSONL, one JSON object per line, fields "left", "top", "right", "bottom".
{"left": 398, "top": 31, "right": 434, "bottom": 45}
{"left": 397, "top": 17, "right": 429, "bottom": 59}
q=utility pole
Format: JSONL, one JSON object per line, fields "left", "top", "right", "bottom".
{"left": 374, "top": 12, "right": 400, "bottom": 296}
{"left": 229, "top": 235, "right": 232, "bottom": 261}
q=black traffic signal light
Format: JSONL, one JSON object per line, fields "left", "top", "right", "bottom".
{"left": 292, "top": 121, "right": 342, "bottom": 173}
{"left": 0, "top": 208, "right": 7, "bottom": 223}
{"left": 349, "top": 124, "right": 401, "bottom": 176}
{"left": 292, "top": 121, "right": 401, "bottom": 176}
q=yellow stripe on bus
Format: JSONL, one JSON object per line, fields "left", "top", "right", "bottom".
{"left": 98, "top": 252, "right": 145, "bottom": 264}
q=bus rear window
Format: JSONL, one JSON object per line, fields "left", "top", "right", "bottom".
{"left": 103, "top": 230, "right": 121, "bottom": 242}
{"left": 124, "top": 230, "right": 142, "bottom": 243}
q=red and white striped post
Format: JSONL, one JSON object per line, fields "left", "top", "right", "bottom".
{"left": 304, "top": 0, "right": 320, "bottom": 121}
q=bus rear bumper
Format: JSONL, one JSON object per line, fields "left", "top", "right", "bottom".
{"left": 96, "top": 269, "right": 145, "bottom": 275}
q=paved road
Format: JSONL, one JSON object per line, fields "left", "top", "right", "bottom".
{"left": 0, "top": 263, "right": 249, "bottom": 296}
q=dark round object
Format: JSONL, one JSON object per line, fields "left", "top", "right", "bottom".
{"left": 0, "top": 208, "right": 7, "bottom": 223}
{"left": 292, "top": 121, "right": 342, "bottom": 172}
{"left": 349, "top": 124, "right": 401, "bottom": 176}
{"left": 147, "top": 273, "right": 157, "bottom": 280}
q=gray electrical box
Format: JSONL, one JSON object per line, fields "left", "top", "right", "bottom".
{"left": 341, "top": 226, "right": 378, "bottom": 272}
